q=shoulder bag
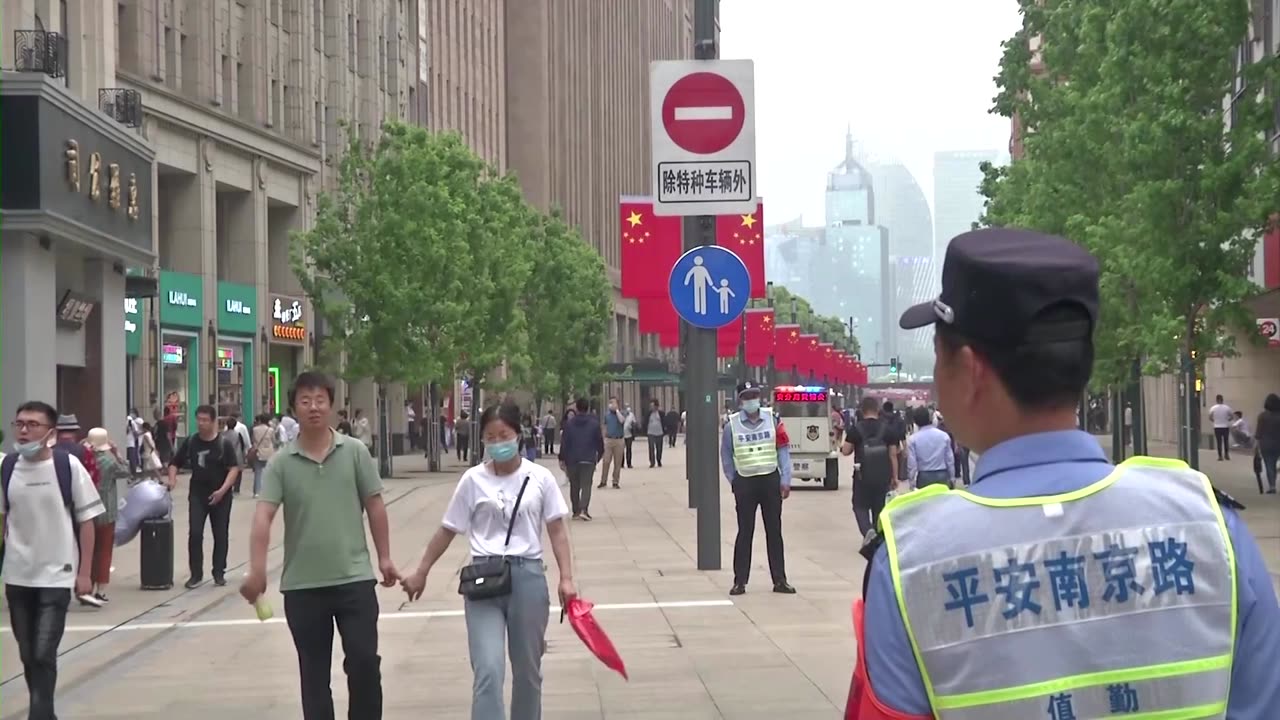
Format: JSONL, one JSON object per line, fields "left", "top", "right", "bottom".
{"left": 457, "top": 473, "right": 532, "bottom": 600}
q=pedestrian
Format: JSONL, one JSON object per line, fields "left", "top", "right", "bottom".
{"left": 401, "top": 401, "right": 578, "bottom": 720}
{"left": 2, "top": 401, "right": 102, "bottom": 720}
{"left": 560, "top": 397, "right": 604, "bottom": 520}
{"left": 622, "top": 404, "right": 638, "bottom": 469}
{"left": 722, "top": 381, "right": 796, "bottom": 597}
{"left": 404, "top": 400, "right": 417, "bottom": 451}
{"left": 166, "top": 404, "right": 240, "bottom": 589}
{"left": 1209, "top": 393, "right": 1234, "bottom": 461}
{"left": 125, "top": 407, "right": 143, "bottom": 478}
{"left": 520, "top": 415, "right": 538, "bottom": 461}
{"left": 336, "top": 409, "right": 354, "bottom": 435}
{"left": 240, "top": 371, "right": 400, "bottom": 720}
{"left": 1256, "top": 392, "right": 1280, "bottom": 494}
{"left": 223, "top": 415, "right": 248, "bottom": 494}
{"left": 850, "top": 227, "right": 1280, "bottom": 719}
{"left": 598, "top": 396, "right": 626, "bottom": 489}
{"left": 353, "top": 408, "right": 374, "bottom": 452}
{"left": 645, "top": 399, "right": 666, "bottom": 468}
{"left": 841, "top": 395, "right": 902, "bottom": 537}
{"left": 541, "top": 408, "right": 558, "bottom": 456}
{"left": 665, "top": 407, "right": 681, "bottom": 448}
{"left": 249, "top": 413, "right": 276, "bottom": 498}
{"left": 905, "top": 406, "right": 954, "bottom": 489}
{"left": 84, "top": 428, "right": 128, "bottom": 606}
{"left": 153, "top": 407, "right": 175, "bottom": 467}
{"left": 456, "top": 409, "right": 472, "bottom": 463}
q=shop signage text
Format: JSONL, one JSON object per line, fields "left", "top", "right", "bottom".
{"left": 162, "top": 344, "right": 185, "bottom": 364}
{"left": 270, "top": 295, "right": 306, "bottom": 343}
{"left": 216, "top": 281, "right": 258, "bottom": 335}
{"left": 226, "top": 298, "right": 252, "bottom": 315}
{"left": 168, "top": 291, "right": 198, "bottom": 308}
{"left": 217, "top": 346, "right": 236, "bottom": 370}
{"left": 66, "top": 139, "right": 141, "bottom": 221}
{"left": 1258, "top": 317, "right": 1280, "bottom": 348}
{"left": 124, "top": 298, "right": 138, "bottom": 334}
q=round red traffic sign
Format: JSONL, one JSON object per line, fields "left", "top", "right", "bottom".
{"left": 661, "top": 72, "right": 745, "bottom": 155}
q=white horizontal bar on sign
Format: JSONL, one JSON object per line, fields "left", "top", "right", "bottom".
{"left": 674, "top": 106, "right": 734, "bottom": 121}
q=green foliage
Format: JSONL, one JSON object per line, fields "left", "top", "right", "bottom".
{"left": 290, "top": 123, "right": 478, "bottom": 386}
{"left": 981, "top": 0, "right": 1280, "bottom": 384}
{"left": 519, "top": 211, "right": 613, "bottom": 401}
{"left": 754, "top": 285, "right": 860, "bottom": 357}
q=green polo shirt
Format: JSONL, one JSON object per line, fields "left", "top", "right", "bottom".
{"left": 259, "top": 431, "right": 384, "bottom": 592}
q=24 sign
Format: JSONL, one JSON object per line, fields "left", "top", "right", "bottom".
{"left": 1257, "top": 318, "right": 1279, "bottom": 348}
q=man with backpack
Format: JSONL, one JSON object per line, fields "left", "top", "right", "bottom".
{"left": 841, "top": 395, "right": 903, "bottom": 537}
{"left": 2, "top": 401, "right": 103, "bottom": 720}
{"left": 167, "top": 404, "right": 241, "bottom": 589}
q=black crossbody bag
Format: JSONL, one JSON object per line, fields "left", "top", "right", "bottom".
{"left": 458, "top": 474, "right": 532, "bottom": 600}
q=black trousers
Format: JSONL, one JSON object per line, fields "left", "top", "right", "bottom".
{"left": 853, "top": 484, "right": 887, "bottom": 537}
{"left": 456, "top": 435, "right": 470, "bottom": 461}
{"left": 667, "top": 430, "right": 677, "bottom": 447}
{"left": 188, "top": 492, "right": 233, "bottom": 579}
{"left": 623, "top": 437, "right": 635, "bottom": 467}
{"left": 1214, "top": 427, "right": 1231, "bottom": 459}
{"left": 6, "top": 585, "right": 70, "bottom": 720}
{"left": 732, "top": 471, "right": 787, "bottom": 586}
{"left": 647, "top": 435, "right": 664, "bottom": 467}
{"left": 567, "top": 462, "right": 595, "bottom": 515}
{"left": 284, "top": 580, "right": 382, "bottom": 720}
{"left": 543, "top": 429, "right": 556, "bottom": 455}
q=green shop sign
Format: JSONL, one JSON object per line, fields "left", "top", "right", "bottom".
{"left": 125, "top": 297, "right": 142, "bottom": 356}
{"left": 217, "top": 281, "right": 258, "bottom": 335}
{"left": 159, "top": 270, "right": 203, "bottom": 329}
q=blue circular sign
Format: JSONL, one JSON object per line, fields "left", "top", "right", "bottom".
{"left": 667, "top": 245, "right": 751, "bottom": 329}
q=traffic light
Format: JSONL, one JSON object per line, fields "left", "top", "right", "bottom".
{"left": 889, "top": 357, "right": 899, "bottom": 374}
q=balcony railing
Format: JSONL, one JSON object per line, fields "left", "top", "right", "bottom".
{"left": 13, "top": 30, "right": 67, "bottom": 79}
{"left": 99, "top": 88, "right": 143, "bottom": 129}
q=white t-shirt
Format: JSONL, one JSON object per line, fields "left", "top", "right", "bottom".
{"left": 1209, "top": 404, "right": 1234, "bottom": 429}
{"left": 280, "top": 415, "right": 300, "bottom": 442}
{"left": 125, "top": 415, "right": 141, "bottom": 449}
{"left": 442, "top": 458, "right": 569, "bottom": 559}
{"left": 1, "top": 453, "right": 104, "bottom": 588}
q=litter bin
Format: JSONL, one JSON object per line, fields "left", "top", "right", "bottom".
{"left": 139, "top": 516, "right": 174, "bottom": 590}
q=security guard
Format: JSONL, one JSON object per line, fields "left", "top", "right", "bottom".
{"left": 847, "top": 228, "right": 1280, "bottom": 720}
{"left": 720, "top": 381, "right": 796, "bottom": 596}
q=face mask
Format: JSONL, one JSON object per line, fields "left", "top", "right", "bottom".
{"left": 488, "top": 439, "right": 519, "bottom": 462}
{"left": 741, "top": 399, "right": 761, "bottom": 414}
{"left": 13, "top": 433, "right": 49, "bottom": 459}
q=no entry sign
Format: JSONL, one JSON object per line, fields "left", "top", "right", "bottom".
{"left": 650, "top": 59, "right": 757, "bottom": 216}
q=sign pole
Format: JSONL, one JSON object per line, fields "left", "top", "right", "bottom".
{"left": 688, "top": 0, "right": 721, "bottom": 572}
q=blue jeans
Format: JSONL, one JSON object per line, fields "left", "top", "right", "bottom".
{"left": 253, "top": 460, "right": 267, "bottom": 496}
{"left": 464, "top": 557, "right": 549, "bottom": 720}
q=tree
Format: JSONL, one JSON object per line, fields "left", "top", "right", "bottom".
{"left": 520, "top": 211, "right": 613, "bottom": 409}
{"left": 981, "top": 0, "right": 1280, "bottom": 386}
{"left": 291, "top": 123, "right": 484, "bottom": 476}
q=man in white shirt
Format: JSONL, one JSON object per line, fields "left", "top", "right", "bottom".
{"left": 1209, "top": 394, "right": 1235, "bottom": 461}
{"left": 2, "top": 400, "right": 103, "bottom": 719}
{"left": 906, "top": 407, "right": 956, "bottom": 489}
{"left": 125, "top": 407, "right": 143, "bottom": 478}
{"left": 278, "top": 410, "right": 300, "bottom": 445}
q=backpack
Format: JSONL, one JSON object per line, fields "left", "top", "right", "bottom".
{"left": 2, "top": 450, "right": 79, "bottom": 574}
{"left": 55, "top": 441, "right": 100, "bottom": 488}
{"left": 856, "top": 419, "right": 893, "bottom": 492}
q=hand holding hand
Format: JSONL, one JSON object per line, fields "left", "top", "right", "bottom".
{"left": 400, "top": 570, "right": 427, "bottom": 602}
{"left": 240, "top": 570, "right": 267, "bottom": 604}
{"left": 378, "top": 557, "right": 401, "bottom": 587}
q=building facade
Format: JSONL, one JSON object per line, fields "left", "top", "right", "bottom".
{"left": 1, "top": 1, "right": 155, "bottom": 430}
{"left": 933, "top": 149, "right": 1000, "bottom": 261}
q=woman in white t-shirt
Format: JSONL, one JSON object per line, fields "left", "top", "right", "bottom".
{"left": 401, "top": 401, "right": 576, "bottom": 720}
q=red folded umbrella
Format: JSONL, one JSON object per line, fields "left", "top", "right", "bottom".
{"left": 563, "top": 597, "right": 628, "bottom": 680}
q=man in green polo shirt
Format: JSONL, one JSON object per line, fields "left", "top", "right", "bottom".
{"left": 240, "top": 371, "right": 401, "bottom": 720}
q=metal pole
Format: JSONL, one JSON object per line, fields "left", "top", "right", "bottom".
{"left": 686, "top": 0, "right": 720, "bottom": 571}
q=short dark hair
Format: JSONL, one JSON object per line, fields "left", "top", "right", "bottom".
{"left": 479, "top": 401, "right": 522, "bottom": 436}
{"left": 15, "top": 400, "right": 58, "bottom": 427}
{"left": 195, "top": 404, "right": 217, "bottom": 420}
{"left": 651, "top": 399, "right": 660, "bottom": 406}
{"left": 883, "top": 401, "right": 894, "bottom": 412}
{"left": 290, "top": 370, "right": 335, "bottom": 405}
{"left": 224, "top": 417, "right": 237, "bottom": 430}
{"left": 575, "top": 397, "right": 589, "bottom": 413}
{"left": 338, "top": 409, "right": 348, "bottom": 418}
{"left": 1216, "top": 394, "right": 1224, "bottom": 403}
{"left": 859, "top": 396, "right": 880, "bottom": 414}
{"left": 1265, "top": 393, "right": 1280, "bottom": 413}
{"left": 937, "top": 302, "right": 1093, "bottom": 411}
{"left": 913, "top": 406, "right": 933, "bottom": 427}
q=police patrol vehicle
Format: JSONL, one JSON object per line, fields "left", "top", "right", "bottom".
{"left": 771, "top": 384, "right": 839, "bottom": 490}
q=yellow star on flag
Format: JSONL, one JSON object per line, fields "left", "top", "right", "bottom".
{"left": 626, "top": 211, "right": 643, "bottom": 227}
{"left": 740, "top": 213, "right": 757, "bottom": 229}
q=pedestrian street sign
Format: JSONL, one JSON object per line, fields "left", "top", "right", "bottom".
{"left": 668, "top": 245, "right": 750, "bottom": 329}
{"left": 649, "top": 59, "right": 757, "bottom": 216}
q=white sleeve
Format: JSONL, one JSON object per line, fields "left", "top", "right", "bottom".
{"left": 69, "top": 456, "right": 105, "bottom": 523}
{"left": 441, "top": 475, "right": 474, "bottom": 534}
{"left": 541, "top": 469, "right": 569, "bottom": 523}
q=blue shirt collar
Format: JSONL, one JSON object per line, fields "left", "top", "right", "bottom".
{"left": 973, "top": 430, "right": 1111, "bottom": 484}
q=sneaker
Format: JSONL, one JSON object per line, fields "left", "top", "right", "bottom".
{"left": 78, "top": 593, "right": 104, "bottom": 608}
{"left": 213, "top": 575, "right": 227, "bottom": 587}
{"left": 572, "top": 512, "right": 582, "bottom": 520}
{"left": 612, "top": 484, "right": 620, "bottom": 489}
{"left": 93, "top": 592, "right": 110, "bottom": 605}
{"left": 184, "top": 577, "right": 204, "bottom": 589}
{"left": 581, "top": 512, "right": 593, "bottom": 521}
{"left": 597, "top": 482, "right": 606, "bottom": 489}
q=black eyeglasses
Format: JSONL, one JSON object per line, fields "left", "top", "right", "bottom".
{"left": 11, "top": 421, "right": 50, "bottom": 432}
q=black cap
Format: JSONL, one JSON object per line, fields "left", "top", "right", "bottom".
{"left": 899, "top": 228, "right": 1100, "bottom": 346}
{"left": 736, "top": 380, "right": 762, "bottom": 397}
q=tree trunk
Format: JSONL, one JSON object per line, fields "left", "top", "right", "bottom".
{"left": 376, "top": 383, "right": 393, "bottom": 479}
{"left": 470, "top": 376, "right": 484, "bottom": 466}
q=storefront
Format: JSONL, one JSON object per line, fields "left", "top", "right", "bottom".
{"left": 217, "top": 282, "right": 258, "bottom": 421}
{"left": 267, "top": 293, "right": 306, "bottom": 414}
{"left": 0, "top": 72, "right": 155, "bottom": 427}
{"left": 125, "top": 295, "right": 143, "bottom": 407}
{"left": 158, "top": 270, "right": 203, "bottom": 438}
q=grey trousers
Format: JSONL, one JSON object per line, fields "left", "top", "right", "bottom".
{"left": 464, "top": 557, "right": 550, "bottom": 720}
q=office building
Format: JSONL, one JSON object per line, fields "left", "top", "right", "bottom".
{"left": 825, "top": 130, "right": 889, "bottom": 360}
{"left": 933, "top": 149, "right": 999, "bottom": 261}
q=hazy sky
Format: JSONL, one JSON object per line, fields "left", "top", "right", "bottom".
{"left": 719, "top": 0, "right": 1022, "bottom": 224}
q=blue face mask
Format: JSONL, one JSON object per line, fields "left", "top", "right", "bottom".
{"left": 13, "top": 434, "right": 48, "bottom": 460}
{"left": 488, "top": 439, "right": 519, "bottom": 462}
{"left": 741, "top": 399, "right": 761, "bottom": 414}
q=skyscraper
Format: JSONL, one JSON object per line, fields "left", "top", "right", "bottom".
{"left": 933, "top": 150, "right": 1001, "bottom": 260}
{"left": 824, "top": 130, "right": 889, "bottom": 360}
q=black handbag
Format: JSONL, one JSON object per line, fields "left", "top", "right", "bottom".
{"left": 458, "top": 474, "right": 532, "bottom": 599}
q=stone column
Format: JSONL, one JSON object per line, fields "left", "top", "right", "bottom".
{"left": 1, "top": 236, "right": 58, "bottom": 420}
{"left": 84, "top": 259, "right": 126, "bottom": 431}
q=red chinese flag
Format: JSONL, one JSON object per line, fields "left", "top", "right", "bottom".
{"left": 774, "top": 324, "right": 802, "bottom": 370}
{"left": 743, "top": 309, "right": 775, "bottom": 367}
{"left": 658, "top": 327, "right": 680, "bottom": 348}
{"left": 717, "top": 319, "right": 742, "bottom": 358}
{"left": 638, "top": 297, "right": 678, "bottom": 337}
{"left": 620, "top": 196, "right": 682, "bottom": 298}
{"left": 832, "top": 352, "right": 845, "bottom": 383}
{"left": 798, "top": 334, "right": 820, "bottom": 377}
{"left": 853, "top": 362, "right": 868, "bottom": 386}
{"left": 818, "top": 343, "right": 835, "bottom": 380}
{"left": 716, "top": 201, "right": 766, "bottom": 298}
